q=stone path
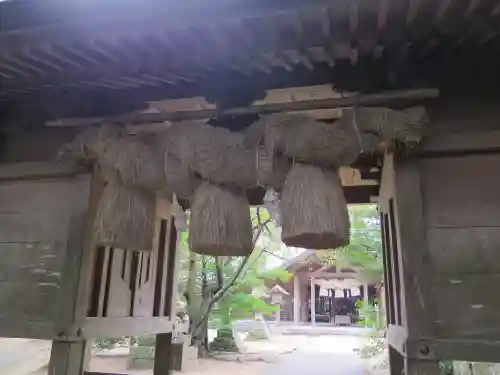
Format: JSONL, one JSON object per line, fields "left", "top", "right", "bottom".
{"left": 0, "top": 339, "right": 51, "bottom": 375}
{"left": 1, "top": 331, "right": 366, "bottom": 375}
{"left": 261, "top": 335, "right": 365, "bottom": 375}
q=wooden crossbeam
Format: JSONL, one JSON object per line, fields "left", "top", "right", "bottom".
{"left": 46, "top": 88, "right": 439, "bottom": 127}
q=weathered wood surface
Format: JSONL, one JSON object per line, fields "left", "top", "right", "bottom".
{"left": 421, "top": 155, "right": 500, "bottom": 228}
{"left": 434, "top": 339, "right": 500, "bottom": 363}
{"left": 420, "top": 154, "right": 500, "bottom": 342}
{"left": 79, "top": 317, "right": 174, "bottom": 338}
{"left": 432, "top": 275, "right": 500, "bottom": 340}
{"left": 0, "top": 165, "right": 91, "bottom": 339}
{"left": 46, "top": 88, "right": 439, "bottom": 126}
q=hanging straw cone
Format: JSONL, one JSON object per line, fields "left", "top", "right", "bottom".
{"left": 93, "top": 182, "right": 156, "bottom": 252}
{"left": 189, "top": 182, "right": 253, "bottom": 256}
{"left": 281, "top": 163, "right": 350, "bottom": 249}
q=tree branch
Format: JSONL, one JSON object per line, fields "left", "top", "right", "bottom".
{"left": 193, "top": 216, "right": 272, "bottom": 332}
{"left": 263, "top": 249, "right": 286, "bottom": 261}
{"left": 215, "top": 257, "right": 224, "bottom": 292}
{"left": 193, "top": 254, "right": 251, "bottom": 332}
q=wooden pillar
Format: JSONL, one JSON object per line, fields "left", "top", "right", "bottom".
{"left": 154, "top": 333, "right": 173, "bottom": 375}
{"left": 293, "top": 276, "right": 301, "bottom": 324}
{"left": 310, "top": 277, "right": 316, "bottom": 325}
{"left": 49, "top": 341, "right": 88, "bottom": 375}
{"left": 154, "top": 215, "right": 179, "bottom": 375}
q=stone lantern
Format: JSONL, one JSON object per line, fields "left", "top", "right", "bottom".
{"left": 269, "top": 285, "right": 289, "bottom": 322}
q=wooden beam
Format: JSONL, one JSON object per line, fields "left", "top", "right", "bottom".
{"left": 154, "top": 333, "right": 173, "bottom": 375}
{"left": 430, "top": 339, "right": 500, "bottom": 363}
{"left": 0, "top": 162, "right": 87, "bottom": 181}
{"left": 420, "top": 130, "right": 500, "bottom": 154}
{"left": 46, "top": 88, "right": 439, "bottom": 127}
{"left": 77, "top": 317, "right": 174, "bottom": 338}
{"left": 305, "top": 272, "right": 358, "bottom": 279}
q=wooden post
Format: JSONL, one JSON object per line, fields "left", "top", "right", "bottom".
{"left": 154, "top": 215, "right": 179, "bottom": 375}
{"left": 49, "top": 341, "right": 88, "bottom": 375}
{"left": 293, "top": 276, "right": 301, "bottom": 324}
{"left": 310, "top": 277, "right": 316, "bottom": 325}
{"left": 392, "top": 157, "right": 440, "bottom": 375}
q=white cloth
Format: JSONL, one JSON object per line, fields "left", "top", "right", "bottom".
{"left": 319, "top": 287, "right": 329, "bottom": 297}
{"left": 172, "top": 194, "right": 187, "bottom": 232}
{"left": 263, "top": 188, "right": 281, "bottom": 226}
{"left": 317, "top": 278, "right": 360, "bottom": 290}
{"left": 350, "top": 287, "right": 361, "bottom": 297}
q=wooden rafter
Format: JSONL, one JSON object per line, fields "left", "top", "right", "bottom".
{"left": 46, "top": 88, "right": 439, "bottom": 127}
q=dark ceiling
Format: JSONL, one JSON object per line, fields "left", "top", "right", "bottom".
{"left": 2, "top": 0, "right": 500, "bottom": 126}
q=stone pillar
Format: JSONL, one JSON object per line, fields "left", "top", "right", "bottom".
{"left": 364, "top": 283, "right": 369, "bottom": 305}
{"left": 293, "top": 276, "right": 301, "bottom": 324}
{"left": 275, "top": 306, "right": 281, "bottom": 323}
{"left": 310, "top": 277, "right": 316, "bottom": 325}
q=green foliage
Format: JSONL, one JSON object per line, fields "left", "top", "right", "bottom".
{"left": 182, "top": 207, "right": 291, "bottom": 339}
{"left": 209, "top": 247, "right": 292, "bottom": 329}
{"left": 213, "top": 292, "right": 278, "bottom": 328}
{"left": 324, "top": 204, "right": 383, "bottom": 284}
{"left": 439, "top": 360, "right": 454, "bottom": 375}
{"left": 354, "top": 336, "right": 385, "bottom": 359}
{"left": 93, "top": 337, "right": 133, "bottom": 350}
{"left": 355, "top": 299, "right": 386, "bottom": 330}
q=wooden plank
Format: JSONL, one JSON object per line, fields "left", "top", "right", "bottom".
{"left": 55, "top": 185, "right": 93, "bottom": 337}
{"left": 74, "top": 168, "right": 105, "bottom": 323}
{"left": 393, "top": 156, "right": 435, "bottom": 339}
{"left": 154, "top": 333, "right": 173, "bottom": 375}
{"left": 387, "top": 199, "right": 403, "bottom": 325}
{"left": 105, "top": 248, "right": 133, "bottom": 318}
{"left": 77, "top": 317, "right": 174, "bottom": 338}
{"left": 421, "top": 130, "right": 500, "bottom": 154}
{"left": 381, "top": 213, "right": 396, "bottom": 325}
{"left": 0, "top": 281, "right": 60, "bottom": 320}
{"left": 432, "top": 274, "right": 500, "bottom": 340}
{"left": 430, "top": 339, "right": 500, "bottom": 362}
{"left": 305, "top": 272, "right": 358, "bottom": 279}
{"left": 421, "top": 154, "right": 500, "bottom": 228}
{"left": 49, "top": 340, "right": 88, "bottom": 375}
{"left": 134, "top": 251, "right": 155, "bottom": 317}
{"left": 0, "top": 128, "right": 77, "bottom": 163}
{"left": 0, "top": 214, "right": 69, "bottom": 242}
{"left": 0, "top": 242, "right": 62, "bottom": 281}
{"left": 427, "top": 227, "right": 500, "bottom": 275}
{"left": 405, "top": 359, "right": 440, "bottom": 375}
{"left": 0, "top": 175, "right": 91, "bottom": 215}
{"left": 378, "top": 153, "right": 394, "bottom": 213}
{"left": 0, "top": 320, "right": 56, "bottom": 339}
{"left": 0, "top": 162, "right": 86, "bottom": 181}
{"left": 388, "top": 346, "right": 405, "bottom": 375}
{"left": 46, "top": 88, "right": 439, "bottom": 127}
{"left": 163, "top": 217, "right": 179, "bottom": 318}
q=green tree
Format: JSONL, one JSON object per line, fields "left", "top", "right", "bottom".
{"left": 181, "top": 208, "right": 290, "bottom": 354}
{"left": 324, "top": 204, "right": 383, "bottom": 284}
